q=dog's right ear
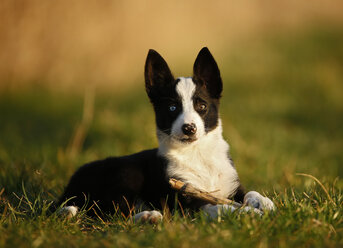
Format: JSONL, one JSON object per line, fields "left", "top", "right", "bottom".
{"left": 145, "top": 49, "right": 174, "bottom": 98}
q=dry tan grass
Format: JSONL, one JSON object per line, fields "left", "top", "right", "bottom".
{"left": 0, "top": 0, "right": 342, "bottom": 91}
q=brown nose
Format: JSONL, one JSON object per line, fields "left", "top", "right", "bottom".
{"left": 182, "top": 123, "right": 197, "bottom": 136}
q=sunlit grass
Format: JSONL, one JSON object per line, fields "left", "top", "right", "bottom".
{"left": 0, "top": 182, "right": 341, "bottom": 247}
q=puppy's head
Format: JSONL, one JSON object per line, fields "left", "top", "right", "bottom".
{"left": 145, "top": 47, "right": 222, "bottom": 144}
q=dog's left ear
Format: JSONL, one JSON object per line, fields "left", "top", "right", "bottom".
{"left": 193, "top": 47, "right": 223, "bottom": 99}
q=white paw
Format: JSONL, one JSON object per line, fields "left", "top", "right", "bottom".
{"left": 244, "top": 191, "right": 276, "bottom": 211}
{"left": 201, "top": 204, "right": 237, "bottom": 219}
{"left": 58, "top": 206, "right": 79, "bottom": 219}
{"left": 133, "top": 210, "right": 163, "bottom": 224}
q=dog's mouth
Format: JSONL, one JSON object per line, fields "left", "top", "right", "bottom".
{"left": 169, "top": 134, "right": 198, "bottom": 144}
{"left": 180, "top": 137, "right": 197, "bottom": 143}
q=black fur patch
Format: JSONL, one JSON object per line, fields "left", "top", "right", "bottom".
{"left": 145, "top": 50, "right": 183, "bottom": 135}
{"left": 149, "top": 79, "right": 183, "bottom": 135}
{"left": 192, "top": 81, "right": 220, "bottom": 133}
{"left": 192, "top": 47, "right": 223, "bottom": 133}
{"left": 193, "top": 47, "right": 223, "bottom": 99}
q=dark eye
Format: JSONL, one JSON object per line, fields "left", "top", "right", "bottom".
{"left": 198, "top": 103, "right": 207, "bottom": 111}
{"left": 169, "top": 104, "right": 177, "bottom": 112}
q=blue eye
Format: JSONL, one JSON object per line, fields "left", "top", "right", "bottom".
{"left": 169, "top": 105, "right": 177, "bottom": 112}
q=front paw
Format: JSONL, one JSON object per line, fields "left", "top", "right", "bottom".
{"left": 133, "top": 210, "right": 163, "bottom": 224}
{"left": 244, "top": 191, "right": 276, "bottom": 211}
{"left": 58, "top": 206, "right": 79, "bottom": 219}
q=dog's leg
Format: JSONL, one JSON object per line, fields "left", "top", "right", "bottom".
{"left": 133, "top": 210, "right": 163, "bottom": 224}
{"left": 243, "top": 191, "right": 276, "bottom": 211}
{"left": 58, "top": 206, "right": 79, "bottom": 219}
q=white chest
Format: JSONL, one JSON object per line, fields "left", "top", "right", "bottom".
{"left": 160, "top": 134, "right": 239, "bottom": 199}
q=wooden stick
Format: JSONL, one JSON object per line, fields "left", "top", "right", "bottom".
{"left": 169, "top": 178, "right": 243, "bottom": 209}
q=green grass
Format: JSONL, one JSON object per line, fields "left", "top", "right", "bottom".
{"left": 0, "top": 28, "right": 343, "bottom": 247}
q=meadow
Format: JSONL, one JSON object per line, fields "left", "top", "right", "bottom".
{"left": 0, "top": 27, "right": 342, "bottom": 247}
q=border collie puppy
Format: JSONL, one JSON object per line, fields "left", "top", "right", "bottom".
{"left": 58, "top": 48, "right": 275, "bottom": 221}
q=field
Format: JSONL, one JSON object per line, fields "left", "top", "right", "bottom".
{"left": 0, "top": 28, "right": 343, "bottom": 247}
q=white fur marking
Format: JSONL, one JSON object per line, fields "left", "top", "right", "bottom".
{"left": 171, "top": 77, "right": 205, "bottom": 140}
{"left": 158, "top": 122, "right": 239, "bottom": 198}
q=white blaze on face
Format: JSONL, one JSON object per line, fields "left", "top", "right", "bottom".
{"left": 171, "top": 77, "right": 205, "bottom": 140}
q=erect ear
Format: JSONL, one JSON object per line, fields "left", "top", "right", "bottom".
{"left": 145, "top": 49, "right": 174, "bottom": 98}
{"left": 193, "top": 47, "right": 223, "bottom": 99}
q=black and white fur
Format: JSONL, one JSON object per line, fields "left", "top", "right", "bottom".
{"left": 58, "top": 48, "right": 275, "bottom": 222}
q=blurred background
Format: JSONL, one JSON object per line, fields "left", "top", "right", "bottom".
{"left": 0, "top": 0, "right": 342, "bottom": 198}
{"left": 1, "top": 0, "right": 343, "bottom": 91}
